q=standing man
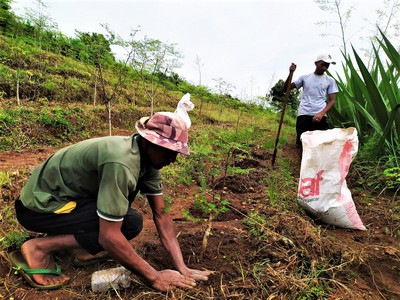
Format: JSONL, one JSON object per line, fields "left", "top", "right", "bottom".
{"left": 284, "top": 54, "right": 339, "bottom": 147}
{"left": 11, "top": 111, "right": 210, "bottom": 291}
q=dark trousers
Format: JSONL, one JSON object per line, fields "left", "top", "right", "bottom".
{"left": 15, "top": 199, "right": 143, "bottom": 255}
{"left": 296, "top": 115, "right": 328, "bottom": 145}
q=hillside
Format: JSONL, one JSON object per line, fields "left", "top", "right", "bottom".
{"left": 1, "top": 9, "right": 399, "bottom": 299}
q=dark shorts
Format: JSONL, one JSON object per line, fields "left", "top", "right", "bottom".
{"left": 296, "top": 115, "right": 329, "bottom": 145}
{"left": 15, "top": 199, "right": 143, "bottom": 255}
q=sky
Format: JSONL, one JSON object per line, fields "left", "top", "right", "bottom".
{"left": 11, "top": 0, "right": 391, "bottom": 101}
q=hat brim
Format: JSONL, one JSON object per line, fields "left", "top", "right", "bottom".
{"left": 317, "top": 59, "right": 336, "bottom": 65}
{"left": 135, "top": 121, "right": 190, "bottom": 155}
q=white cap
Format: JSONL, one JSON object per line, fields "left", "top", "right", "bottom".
{"left": 315, "top": 54, "right": 336, "bottom": 65}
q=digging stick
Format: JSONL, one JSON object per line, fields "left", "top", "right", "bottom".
{"left": 271, "top": 68, "right": 294, "bottom": 166}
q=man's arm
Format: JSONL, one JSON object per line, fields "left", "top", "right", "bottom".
{"left": 283, "top": 63, "right": 297, "bottom": 91}
{"left": 98, "top": 217, "right": 196, "bottom": 291}
{"left": 313, "top": 93, "right": 336, "bottom": 122}
{"left": 147, "top": 194, "right": 210, "bottom": 281}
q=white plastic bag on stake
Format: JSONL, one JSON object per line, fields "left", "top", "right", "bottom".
{"left": 297, "top": 127, "right": 366, "bottom": 230}
{"left": 174, "top": 93, "right": 194, "bottom": 128}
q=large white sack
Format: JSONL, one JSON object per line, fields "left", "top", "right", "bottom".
{"left": 297, "top": 127, "right": 366, "bottom": 230}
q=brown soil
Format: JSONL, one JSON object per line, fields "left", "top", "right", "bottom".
{"left": 1, "top": 134, "right": 399, "bottom": 300}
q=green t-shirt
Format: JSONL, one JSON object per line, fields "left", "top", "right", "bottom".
{"left": 20, "top": 135, "right": 162, "bottom": 221}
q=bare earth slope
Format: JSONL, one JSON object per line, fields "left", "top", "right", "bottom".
{"left": 0, "top": 135, "right": 399, "bottom": 299}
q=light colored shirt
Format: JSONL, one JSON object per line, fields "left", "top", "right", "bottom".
{"left": 294, "top": 73, "right": 338, "bottom": 116}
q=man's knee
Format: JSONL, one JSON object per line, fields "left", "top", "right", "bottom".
{"left": 122, "top": 209, "right": 143, "bottom": 239}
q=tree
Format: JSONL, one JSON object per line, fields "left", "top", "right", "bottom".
{"left": 314, "top": 0, "right": 354, "bottom": 57}
{"left": 0, "top": 0, "right": 15, "bottom": 35}
{"left": 87, "top": 25, "right": 135, "bottom": 135}
{"left": 74, "top": 31, "right": 115, "bottom": 67}
{"left": 212, "top": 78, "right": 235, "bottom": 121}
{"left": 10, "top": 44, "right": 28, "bottom": 106}
{"left": 212, "top": 77, "right": 234, "bottom": 97}
{"left": 194, "top": 55, "right": 203, "bottom": 86}
{"left": 69, "top": 30, "right": 116, "bottom": 107}
{"left": 194, "top": 55, "right": 205, "bottom": 115}
{"left": 267, "top": 79, "right": 300, "bottom": 117}
{"left": 363, "top": 0, "right": 400, "bottom": 67}
{"left": 22, "top": 0, "right": 57, "bottom": 49}
{"left": 314, "top": 0, "right": 400, "bottom": 63}
{"left": 129, "top": 36, "right": 183, "bottom": 115}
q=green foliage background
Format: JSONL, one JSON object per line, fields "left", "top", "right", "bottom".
{"left": 0, "top": 0, "right": 398, "bottom": 189}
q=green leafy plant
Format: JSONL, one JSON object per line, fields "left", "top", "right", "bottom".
{"left": 181, "top": 210, "right": 201, "bottom": 223}
{"left": 331, "top": 29, "right": 400, "bottom": 161}
{"left": 0, "top": 202, "right": 29, "bottom": 250}
{"left": 192, "top": 194, "right": 230, "bottom": 217}
{"left": 383, "top": 167, "right": 400, "bottom": 186}
{"left": 0, "top": 171, "right": 10, "bottom": 186}
{"left": 163, "top": 195, "right": 174, "bottom": 213}
{"left": 226, "top": 166, "right": 250, "bottom": 176}
{"left": 0, "top": 231, "right": 29, "bottom": 250}
{"left": 244, "top": 212, "right": 268, "bottom": 238}
{"left": 299, "top": 261, "right": 333, "bottom": 300}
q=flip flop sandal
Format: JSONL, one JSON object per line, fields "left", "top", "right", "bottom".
{"left": 73, "top": 253, "right": 112, "bottom": 267}
{"left": 9, "top": 250, "right": 67, "bottom": 290}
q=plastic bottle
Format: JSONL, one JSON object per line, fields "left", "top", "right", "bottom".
{"left": 91, "top": 266, "right": 131, "bottom": 292}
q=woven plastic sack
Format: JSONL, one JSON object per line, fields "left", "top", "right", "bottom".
{"left": 297, "top": 127, "right": 366, "bottom": 230}
{"left": 174, "top": 93, "right": 194, "bottom": 128}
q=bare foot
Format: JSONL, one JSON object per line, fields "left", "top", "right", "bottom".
{"left": 74, "top": 249, "right": 108, "bottom": 262}
{"left": 21, "top": 239, "right": 70, "bottom": 286}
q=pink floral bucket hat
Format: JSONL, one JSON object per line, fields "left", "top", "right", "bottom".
{"left": 135, "top": 112, "right": 189, "bottom": 155}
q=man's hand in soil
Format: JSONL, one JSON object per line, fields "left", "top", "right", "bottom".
{"left": 180, "top": 266, "right": 211, "bottom": 281}
{"left": 151, "top": 269, "right": 197, "bottom": 291}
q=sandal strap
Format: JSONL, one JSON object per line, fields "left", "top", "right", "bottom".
{"left": 23, "top": 263, "right": 62, "bottom": 276}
